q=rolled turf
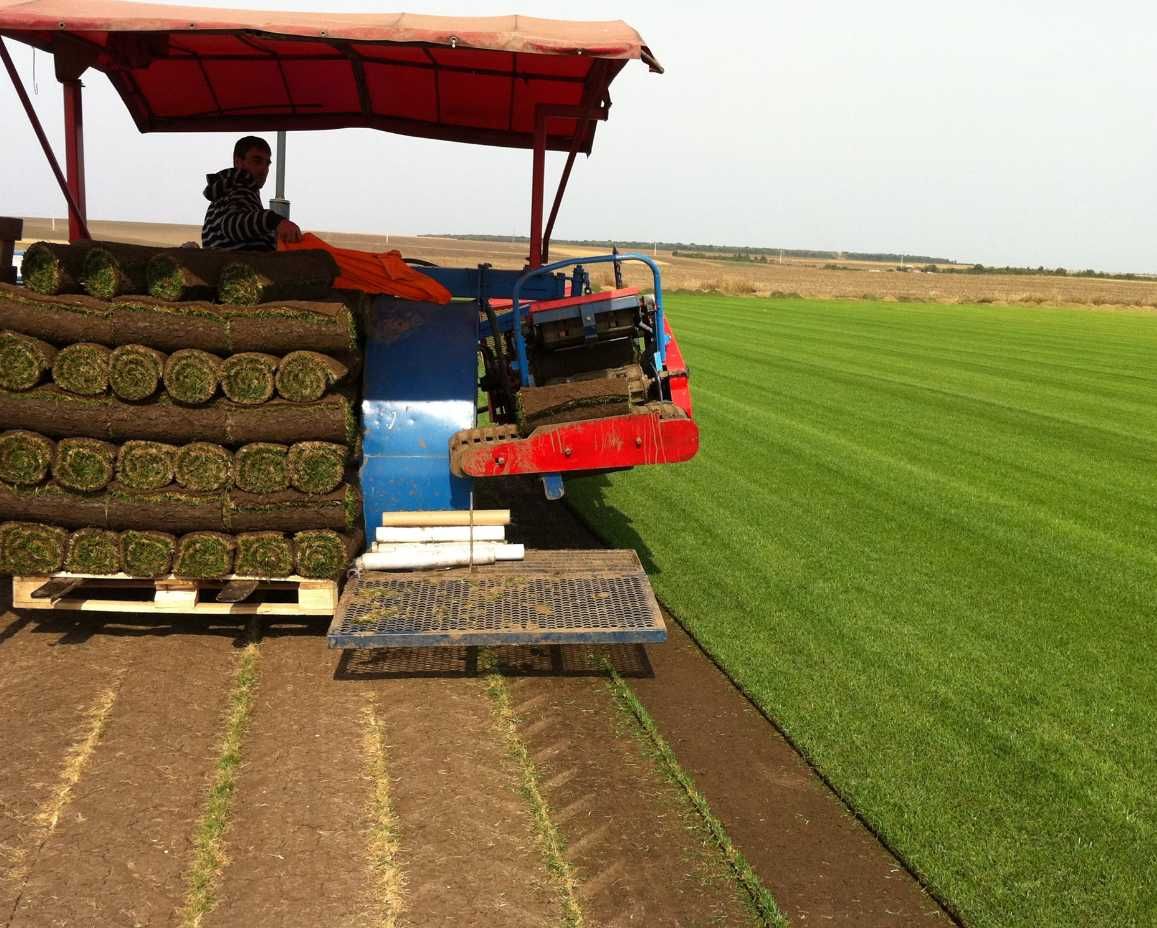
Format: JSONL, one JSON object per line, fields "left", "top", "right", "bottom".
{"left": 108, "top": 344, "right": 167, "bottom": 401}
{"left": 174, "top": 531, "right": 236, "bottom": 578}
{"left": 116, "top": 440, "right": 177, "bottom": 490}
{"left": 52, "top": 342, "right": 111, "bottom": 395}
{"left": 286, "top": 441, "right": 347, "bottom": 495}
{"left": 20, "top": 241, "right": 99, "bottom": 295}
{"left": 173, "top": 442, "right": 233, "bottom": 492}
{"left": 0, "top": 481, "right": 357, "bottom": 532}
{"left": 163, "top": 348, "right": 222, "bottom": 404}
{"left": 235, "top": 531, "right": 293, "bottom": 577}
{"left": 221, "top": 352, "right": 279, "bottom": 405}
{"left": 0, "top": 430, "right": 54, "bottom": 485}
{"left": 293, "top": 529, "right": 359, "bottom": 579}
{"left": 146, "top": 249, "right": 231, "bottom": 302}
{"left": 217, "top": 250, "right": 338, "bottom": 305}
{"left": 81, "top": 243, "right": 161, "bottom": 299}
{"left": 121, "top": 529, "right": 175, "bottom": 577}
{"left": 65, "top": 527, "right": 122, "bottom": 575}
{"left": 0, "top": 521, "right": 67, "bottom": 574}
{"left": 0, "top": 330, "right": 57, "bottom": 391}
{"left": 274, "top": 351, "right": 348, "bottom": 402}
{"left": 52, "top": 438, "right": 116, "bottom": 492}
{"left": 0, "top": 283, "right": 360, "bottom": 365}
{"left": 233, "top": 443, "right": 289, "bottom": 494}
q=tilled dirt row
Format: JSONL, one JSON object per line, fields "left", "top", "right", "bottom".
{"left": 0, "top": 608, "right": 764, "bottom": 928}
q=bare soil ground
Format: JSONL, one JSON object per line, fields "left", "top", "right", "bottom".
{"left": 0, "top": 483, "right": 953, "bottom": 928}
{"left": 19, "top": 217, "right": 1157, "bottom": 309}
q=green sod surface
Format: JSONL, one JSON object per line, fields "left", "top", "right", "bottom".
{"left": 569, "top": 294, "right": 1157, "bottom": 928}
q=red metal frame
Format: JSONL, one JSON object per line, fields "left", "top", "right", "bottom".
{"left": 528, "top": 97, "right": 608, "bottom": 268}
{"left": 454, "top": 413, "right": 699, "bottom": 479}
{"left": 62, "top": 78, "right": 87, "bottom": 242}
{"left": 1, "top": 37, "right": 90, "bottom": 240}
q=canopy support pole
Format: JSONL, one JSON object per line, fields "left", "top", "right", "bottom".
{"left": 530, "top": 101, "right": 608, "bottom": 269}
{"left": 62, "top": 78, "right": 87, "bottom": 242}
{"left": 529, "top": 113, "right": 547, "bottom": 269}
{"left": 0, "top": 37, "right": 90, "bottom": 241}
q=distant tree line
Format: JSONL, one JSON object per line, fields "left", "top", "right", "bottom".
{"left": 944, "top": 265, "right": 1152, "bottom": 281}
{"left": 431, "top": 234, "right": 954, "bottom": 266}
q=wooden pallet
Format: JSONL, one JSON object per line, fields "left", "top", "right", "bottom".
{"left": 12, "top": 573, "right": 338, "bottom": 616}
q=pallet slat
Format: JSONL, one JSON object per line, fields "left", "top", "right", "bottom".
{"left": 12, "top": 573, "right": 338, "bottom": 616}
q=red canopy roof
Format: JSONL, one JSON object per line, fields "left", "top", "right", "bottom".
{"left": 0, "top": 0, "right": 661, "bottom": 151}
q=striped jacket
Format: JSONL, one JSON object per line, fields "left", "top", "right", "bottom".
{"left": 201, "top": 168, "right": 281, "bottom": 251}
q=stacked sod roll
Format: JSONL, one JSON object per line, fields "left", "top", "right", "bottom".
{"left": 0, "top": 242, "right": 362, "bottom": 581}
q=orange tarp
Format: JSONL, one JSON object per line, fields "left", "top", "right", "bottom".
{"left": 280, "top": 233, "right": 452, "bottom": 304}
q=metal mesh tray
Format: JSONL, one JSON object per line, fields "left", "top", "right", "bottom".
{"left": 328, "top": 550, "right": 666, "bottom": 648}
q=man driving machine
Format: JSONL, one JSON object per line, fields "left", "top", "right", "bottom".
{"left": 201, "top": 136, "right": 302, "bottom": 251}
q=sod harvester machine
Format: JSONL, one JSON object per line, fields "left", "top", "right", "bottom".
{"left": 0, "top": 0, "right": 699, "bottom": 648}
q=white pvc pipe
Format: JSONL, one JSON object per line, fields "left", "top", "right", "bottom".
{"left": 375, "top": 525, "right": 506, "bottom": 543}
{"left": 379, "top": 510, "right": 510, "bottom": 527}
{"left": 358, "top": 543, "right": 525, "bottom": 571}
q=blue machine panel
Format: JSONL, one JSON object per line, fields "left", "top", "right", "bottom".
{"left": 359, "top": 297, "right": 477, "bottom": 539}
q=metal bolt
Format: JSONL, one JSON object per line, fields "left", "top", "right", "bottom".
{"left": 563, "top": 447, "right": 573, "bottom": 457}
{"left": 496, "top": 455, "right": 506, "bottom": 466}
{"left": 635, "top": 436, "right": 643, "bottom": 447}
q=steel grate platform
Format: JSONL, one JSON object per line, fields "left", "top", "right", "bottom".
{"left": 327, "top": 550, "right": 666, "bottom": 648}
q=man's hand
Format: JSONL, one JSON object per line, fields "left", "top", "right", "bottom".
{"left": 276, "top": 219, "right": 303, "bottom": 245}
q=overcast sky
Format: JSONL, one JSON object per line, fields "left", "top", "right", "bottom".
{"left": 3, "top": 0, "right": 1155, "bottom": 271}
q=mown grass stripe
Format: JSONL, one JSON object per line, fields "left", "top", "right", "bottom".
{"left": 570, "top": 293, "right": 1157, "bottom": 928}
{"left": 480, "top": 653, "right": 583, "bottom": 928}
{"left": 179, "top": 629, "right": 260, "bottom": 928}
{"left": 601, "top": 662, "right": 787, "bottom": 928}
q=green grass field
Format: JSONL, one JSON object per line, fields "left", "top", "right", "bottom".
{"left": 569, "top": 294, "right": 1157, "bottom": 928}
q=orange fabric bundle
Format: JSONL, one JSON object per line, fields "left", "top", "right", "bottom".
{"left": 279, "top": 233, "right": 452, "bottom": 304}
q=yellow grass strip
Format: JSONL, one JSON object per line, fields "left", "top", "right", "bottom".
{"left": 602, "top": 661, "right": 787, "bottom": 928}
{"left": 178, "top": 628, "right": 260, "bottom": 928}
{"left": 361, "top": 693, "right": 405, "bottom": 928}
{"left": 2, "top": 673, "right": 122, "bottom": 922}
{"left": 480, "top": 652, "right": 584, "bottom": 928}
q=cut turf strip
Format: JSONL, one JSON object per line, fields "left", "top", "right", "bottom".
{"left": 233, "top": 443, "right": 289, "bottom": 494}
{"left": 179, "top": 633, "right": 260, "bottom": 928}
{"left": 174, "top": 532, "right": 236, "bottom": 578}
{"left": 220, "top": 352, "right": 279, "bottom": 405}
{"left": 0, "top": 430, "right": 54, "bottom": 485}
{"left": 501, "top": 669, "right": 761, "bottom": 928}
{"left": 286, "top": 441, "right": 347, "bottom": 495}
{"left": 164, "top": 348, "right": 223, "bottom": 405}
{"left": 481, "top": 654, "right": 584, "bottom": 928}
{"left": 51, "top": 437, "right": 116, "bottom": 491}
{"left": 116, "top": 440, "right": 178, "bottom": 490}
{"left": 233, "top": 532, "right": 292, "bottom": 578}
{"left": 51, "top": 342, "right": 111, "bottom": 395}
{"left": 121, "top": 528, "right": 176, "bottom": 577}
{"left": 81, "top": 242, "right": 159, "bottom": 299}
{"left": 201, "top": 630, "right": 399, "bottom": 928}
{"left": 147, "top": 249, "right": 232, "bottom": 303}
{"left": 362, "top": 667, "right": 562, "bottom": 928}
{"left": 274, "top": 351, "right": 348, "bottom": 403}
{"left": 64, "top": 527, "right": 122, "bottom": 574}
{"left": 175, "top": 442, "right": 233, "bottom": 492}
{"left": 19, "top": 240, "right": 98, "bottom": 294}
{"left": 0, "top": 331, "right": 55, "bottom": 391}
{"left": 602, "top": 662, "right": 785, "bottom": 927}
{"left": 0, "top": 522, "right": 66, "bottom": 574}
{"left": 217, "top": 251, "right": 338, "bottom": 305}
{"left": 108, "top": 343, "right": 167, "bottom": 401}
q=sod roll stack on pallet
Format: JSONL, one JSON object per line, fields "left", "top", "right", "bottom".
{"left": 0, "top": 241, "right": 364, "bottom": 592}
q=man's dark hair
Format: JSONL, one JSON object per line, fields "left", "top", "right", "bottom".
{"left": 233, "top": 135, "right": 271, "bottom": 161}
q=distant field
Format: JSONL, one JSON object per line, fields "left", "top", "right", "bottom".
{"left": 569, "top": 293, "right": 1157, "bottom": 928}
{"left": 18, "top": 217, "right": 1157, "bottom": 308}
